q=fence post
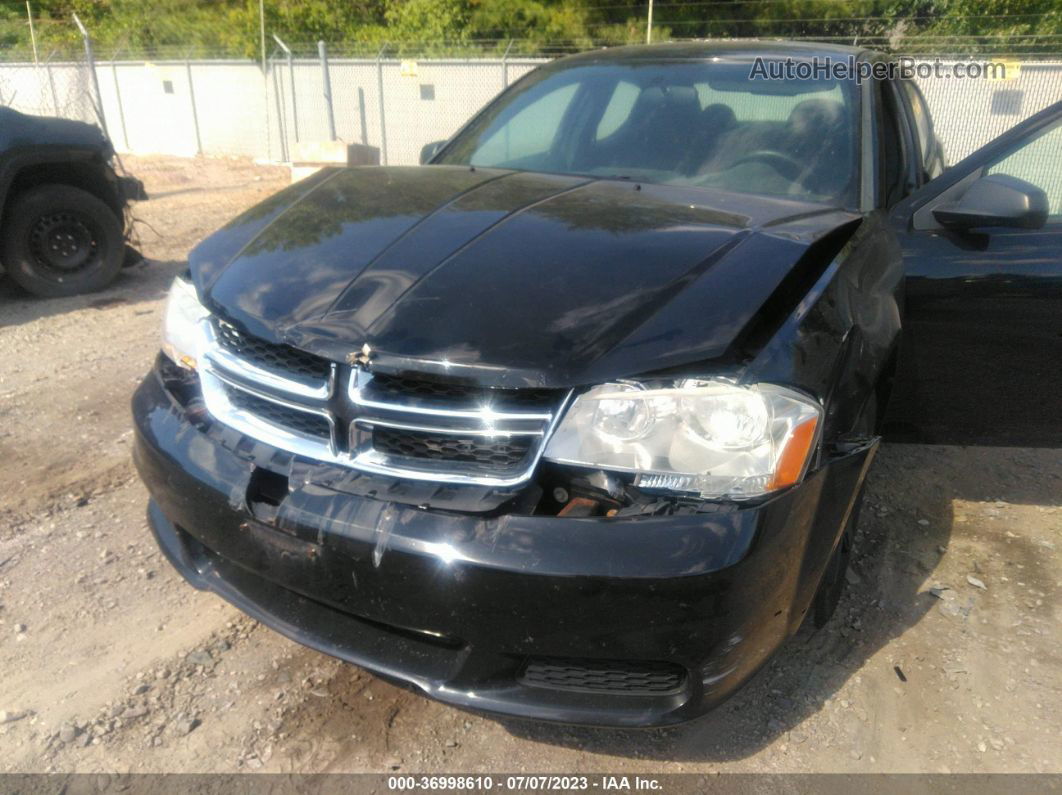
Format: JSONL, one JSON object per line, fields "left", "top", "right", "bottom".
{"left": 185, "top": 57, "right": 202, "bottom": 155}
{"left": 288, "top": 44, "right": 299, "bottom": 143}
{"left": 502, "top": 39, "right": 513, "bottom": 88}
{"left": 357, "top": 86, "right": 368, "bottom": 146}
{"left": 376, "top": 44, "right": 388, "bottom": 165}
{"left": 271, "top": 51, "right": 289, "bottom": 161}
{"left": 26, "top": 1, "right": 39, "bottom": 66}
{"left": 273, "top": 35, "right": 298, "bottom": 144}
{"left": 72, "top": 12, "right": 108, "bottom": 135}
{"left": 110, "top": 46, "right": 129, "bottom": 151}
{"left": 318, "top": 40, "right": 336, "bottom": 141}
{"left": 44, "top": 50, "right": 59, "bottom": 115}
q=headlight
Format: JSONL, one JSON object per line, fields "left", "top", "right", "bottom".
{"left": 161, "top": 276, "right": 210, "bottom": 370}
{"left": 543, "top": 379, "right": 821, "bottom": 500}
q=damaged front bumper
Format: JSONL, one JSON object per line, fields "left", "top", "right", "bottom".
{"left": 132, "top": 364, "right": 875, "bottom": 727}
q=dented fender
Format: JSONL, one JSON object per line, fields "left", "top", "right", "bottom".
{"left": 741, "top": 210, "right": 904, "bottom": 445}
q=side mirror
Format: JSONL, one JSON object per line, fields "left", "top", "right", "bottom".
{"left": 420, "top": 140, "right": 446, "bottom": 165}
{"left": 933, "top": 173, "right": 1048, "bottom": 231}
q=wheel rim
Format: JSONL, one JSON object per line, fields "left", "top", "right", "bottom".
{"left": 28, "top": 211, "right": 101, "bottom": 279}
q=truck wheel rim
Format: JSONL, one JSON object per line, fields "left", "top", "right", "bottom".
{"left": 29, "top": 212, "right": 100, "bottom": 276}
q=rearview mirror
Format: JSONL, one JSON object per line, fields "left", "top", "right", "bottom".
{"left": 420, "top": 140, "right": 446, "bottom": 165}
{"left": 933, "top": 173, "right": 1048, "bottom": 231}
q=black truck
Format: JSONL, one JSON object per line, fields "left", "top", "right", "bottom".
{"left": 0, "top": 107, "right": 144, "bottom": 297}
{"left": 133, "top": 42, "right": 1062, "bottom": 726}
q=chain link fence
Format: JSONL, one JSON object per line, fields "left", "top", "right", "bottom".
{"left": 264, "top": 49, "right": 545, "bottom": 165}
{"left": 916, "top": 61, "right": 1062, "bottom": 162}
{"left": 0, "top": 23, "right": 97, "bottom": 127}
{"left": 1, "top": 19, "right": 1060, "bottom": 170}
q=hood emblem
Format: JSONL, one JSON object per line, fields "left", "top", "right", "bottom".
{"left": 347, "top": 343, "right": 375, "bottom": 368}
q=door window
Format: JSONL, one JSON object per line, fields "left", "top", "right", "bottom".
{"left": 986, "top": 123, "right": 1062, "bottom": 218}
{"left": 879, "top": 82, "right": 909, "bottom": 206}
{"left": 899, "top": 80, "right": 939, "bottom": 181}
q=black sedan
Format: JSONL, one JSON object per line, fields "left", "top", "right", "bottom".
{"left": 132, "top": 41, "right": 1062, "bottom": 726}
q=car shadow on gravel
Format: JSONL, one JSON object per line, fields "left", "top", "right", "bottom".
{"left": 0, "top": 258, "right": 183, "bottom": 328}
{"left": 496, "top": 443, "right": 1052, "bottom": 762}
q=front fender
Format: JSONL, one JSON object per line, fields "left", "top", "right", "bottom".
{"left": 741, "top": 209, "right": 903, "bottom": 447}
{"left": 0, "top": 146, "right": 120, "bottom": 219}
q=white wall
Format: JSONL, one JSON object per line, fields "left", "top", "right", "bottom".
{"left": 1, "top": 56, "right": 1058, "bottom": 169}
{"left": 0, "top": 57, "right": 545, "bottom": 163}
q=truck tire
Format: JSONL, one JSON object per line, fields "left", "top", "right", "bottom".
{"left": 1, "top": 183, "right": 124, "bottom": 298}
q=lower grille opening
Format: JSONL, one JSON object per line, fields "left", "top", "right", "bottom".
{"left": 373, "top": 427, "right": 534, "bottom": 471}
{"left": 520, "top": 657, "right": 686, "bottom": 696}
{"left": 225, "top": 387, "right": 332, "bottom": 441}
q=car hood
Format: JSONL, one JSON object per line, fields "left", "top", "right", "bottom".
{"left": 192, "top": 166, "right": 858, "bottom": 388}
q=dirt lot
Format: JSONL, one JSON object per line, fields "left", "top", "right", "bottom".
{"left": 0, "top": 155, "right": 1059, "bottom": 775}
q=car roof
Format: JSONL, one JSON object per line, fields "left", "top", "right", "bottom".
{"left": 554, "top": 40, "right": 882, "bottom": 65}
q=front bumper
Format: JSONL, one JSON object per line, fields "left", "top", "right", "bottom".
{"left": 132, "top": 367, "right": 875, "bottom": 727}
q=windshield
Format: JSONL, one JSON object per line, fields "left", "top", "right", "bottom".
{"left": 438, "top": 59, "right": 860, "bottom": 205}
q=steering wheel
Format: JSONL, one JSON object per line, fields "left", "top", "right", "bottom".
{"left": 730, "top": 150, "right": 804, "bottom": 182}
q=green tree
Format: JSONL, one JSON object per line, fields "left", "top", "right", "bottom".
{"left": 3, "top": 0, "right": 1060, "bottom": 60}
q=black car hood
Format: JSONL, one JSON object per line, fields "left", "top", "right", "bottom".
{"left": 192, "top": 166, "right": 858, "bottom": 388}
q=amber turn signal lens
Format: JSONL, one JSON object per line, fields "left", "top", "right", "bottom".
{"left": 768, "top": 417, "right": 819, "bottom": 490}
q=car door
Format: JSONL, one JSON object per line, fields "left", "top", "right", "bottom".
{"left": 884, "top": 100, "right": 1062, "bottom": 446}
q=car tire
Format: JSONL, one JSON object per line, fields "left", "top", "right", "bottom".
{"left": 810, "top": 500, "right": 858, "bottom": 628}
{"left": 811, "top": 393, "right": 876, "bottom": 628}
{"left": 1, "top": 184, "right": 124, "bottom": 298}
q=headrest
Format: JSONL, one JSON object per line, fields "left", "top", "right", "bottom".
{"left": 787, "top": 99, "right": 845, "bottom": 135}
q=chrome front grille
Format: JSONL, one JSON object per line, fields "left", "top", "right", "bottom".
{"left": 366, "top": 371, "right": 558, "bottom": 412}
{"left": 224, "top": 384, "right": 333, "bottom": 441}
{"left": 213, "top": 318, "right": 332, "bottom": 381}
{"left": 197, "top": 320, "right": 570, "bottom": 487}
{"left": 372, "top": 426, "right": 535, "bottom": 470}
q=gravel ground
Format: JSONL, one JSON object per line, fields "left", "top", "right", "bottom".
{"left": 0, "top": 154, "right": 1059, "bottom": 775}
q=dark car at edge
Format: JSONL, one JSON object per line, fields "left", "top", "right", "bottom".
{"left": 1, "top": 107, "right": 145, "bottom": 297}
{"left": 131, "top": 42, "right": 1062, "bottom": 726}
